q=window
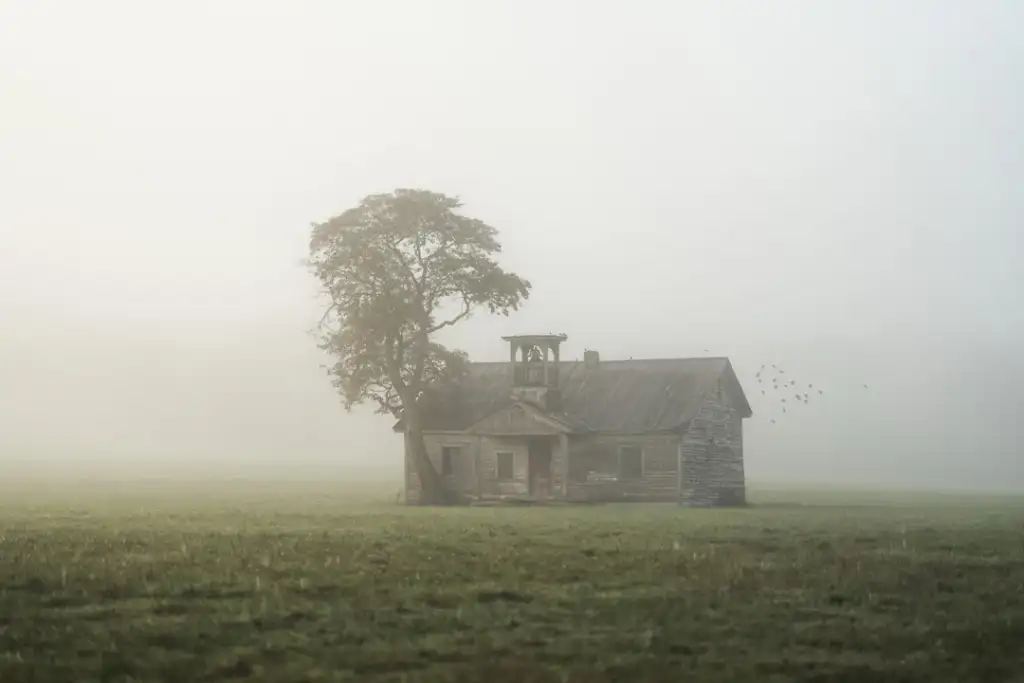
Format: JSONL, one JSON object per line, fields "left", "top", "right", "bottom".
{"left": 441, "top": 446, "right": 460, "bottom": 476}
{"left": 496, "top": 451, "right": 514, "bottom": 482}
{"left": 619, "top": 445, "right": 643, "bottom": 480}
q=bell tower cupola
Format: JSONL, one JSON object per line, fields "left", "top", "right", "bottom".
{"left": 501, "top": 333, "right": 567, "bottom": 411}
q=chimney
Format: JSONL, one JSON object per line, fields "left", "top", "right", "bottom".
{"left": 584, "top": 349, "right": 600, "bottom": 369}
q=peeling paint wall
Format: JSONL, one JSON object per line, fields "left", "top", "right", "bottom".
{"left": 468, "top": 403, "right": 564, "bottom": 435}
{"left": 566, "top": 433, "right": 680, "bottom": 502}
{"left": 407, "top": 432, "right": 569, "bottom": 502}
{"left": 679, "top": 382, "right": 746, "bottom": 507}
{"left": 405, "top": 380, "right": 745, "bottom": 506}
{"left": 405, "top": 433, "right": 480, "bottom": 504}
{"left": 478, "top": 436, "right": 530, "bottom": 497}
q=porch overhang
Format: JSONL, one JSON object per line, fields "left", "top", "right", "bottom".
{"left": 466, "top": 401, "right": 575, "bottom": 436}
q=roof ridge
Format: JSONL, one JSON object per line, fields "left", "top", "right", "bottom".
{"left": 415, "top": 355, "right": 749, "bottom": 433}
{"left": 468, "top": 356, "right": 730, "bottom": 366}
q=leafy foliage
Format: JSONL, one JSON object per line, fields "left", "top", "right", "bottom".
{"left": 309, "top": 188, "right": 530, "bottom": 426}
{"left": 320, "top": 337, "right": 469, "bottom": 417}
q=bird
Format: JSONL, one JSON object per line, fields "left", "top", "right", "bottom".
{"left": 863, "top": 384, "right": 869, "bottom": 389}
{"left": 770, "top": 419, "right": 776, "bottom": 424}
{"left": 783, "top": 408, "right": 787, "bottom": 413}
{"left": 761, "top": 390, "right": 765, "bottom": 395}
{"left": 818, "top": 389, "right": 823, "bottom": 395}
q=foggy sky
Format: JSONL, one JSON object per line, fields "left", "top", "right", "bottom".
{"left": 1, "top": 1, "right": 1021, "bottom": 489}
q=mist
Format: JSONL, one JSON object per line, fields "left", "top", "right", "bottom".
{"left": 1, "top": 1, "right": 1021, "bottom": 490}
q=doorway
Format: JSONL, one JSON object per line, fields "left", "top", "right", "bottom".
{"left": 528, "top": 438, "right": 553, "bottom": 498}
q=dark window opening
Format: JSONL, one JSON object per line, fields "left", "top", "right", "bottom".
{"left": 497, "top": 451, "right": 514, "bottom": 482}
{"left": 619, "top": 445, "right": 643, "bottom": 480}
{"left": 441, "top": 446, "right": 459, "bottom": 476}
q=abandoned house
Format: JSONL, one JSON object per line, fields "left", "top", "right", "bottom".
{"left": 395, "top": 334, "right": 752, "bottom": 506}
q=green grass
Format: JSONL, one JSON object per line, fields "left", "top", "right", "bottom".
{"left": 1, "top": 482, "right": 1023, "bottom": 682}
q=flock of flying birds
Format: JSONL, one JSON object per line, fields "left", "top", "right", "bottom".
{"left": 748, "top": 362, "right": 870, "bottom": 425}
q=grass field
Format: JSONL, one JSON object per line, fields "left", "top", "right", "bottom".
{"left": 1, "top": 481, "right": 1023, "bottom": 682}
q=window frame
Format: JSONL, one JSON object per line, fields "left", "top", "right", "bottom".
{"left": 496, "top": 450, "right": 515, "bottom": 482}
{"left": 440, "top": 445, "right": 460, "bottom": 477}
{"left": 618, "top": 444, "right": 644, "bottom": 480}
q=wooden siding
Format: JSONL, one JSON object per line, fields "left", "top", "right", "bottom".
{"left": 405, "top": 431, "right": 571, "bottom": 502}
{"left": 468, "top": 402, "right": 567, "bottom": 436}
{"left": 679, "top": 383, "right": 746, "bottom": 507}
{"left": 404, "top": 378, "right": 746, "bottom": 506}
{"left": 478, "top": 437, "right": 530, "bottom": 497}
{"left": 477, "top": 435, "right": 569, "bottom": 499}
{"left": 566, "top": 434, "right": 680, "bottom": 502}
{"left": 405, "top": 433, "right": 480, "bottom": 504}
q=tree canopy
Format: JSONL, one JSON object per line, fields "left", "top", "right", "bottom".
{"left": 309, "top": 189, "right": 531, "bottom": 503}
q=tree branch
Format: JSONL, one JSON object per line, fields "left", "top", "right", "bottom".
{"left": 426, "top": 295, "right": 473, "bottom": 334}
{"left": 318, "top": 294, "right": 341, "bottom": 329}
{"left": 383, "top": 237, "right": 421, "bottom": 292}
{"left": 421, "top": 237, "right": 455, "bottom": 265}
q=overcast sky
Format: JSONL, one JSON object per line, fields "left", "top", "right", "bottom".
{"left": 1, "top": 1, "right": 1021, "bottom": 489}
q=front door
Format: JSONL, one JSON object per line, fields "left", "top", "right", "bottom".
{"left": 528, "top": 438, "right": 553, "bottom": 498}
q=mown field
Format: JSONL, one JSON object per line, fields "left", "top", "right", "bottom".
{"left": 1, "top": 481, "right": 1023, "bottom": 682}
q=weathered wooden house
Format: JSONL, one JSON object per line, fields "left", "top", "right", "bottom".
{"left": 396, "top": 334, "right": 751, "bottom": 506}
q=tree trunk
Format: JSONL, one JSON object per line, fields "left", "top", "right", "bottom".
{"left": 404, "top": 412, "right": 445, "bottom": 505}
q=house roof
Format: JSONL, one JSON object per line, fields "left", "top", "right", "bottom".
{"left": 409, "top": 357, "right": 751, "bottom": 433}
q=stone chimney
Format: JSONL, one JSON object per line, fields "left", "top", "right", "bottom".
{"left": 584, "top": 349, "right": 600, "bottom": 369}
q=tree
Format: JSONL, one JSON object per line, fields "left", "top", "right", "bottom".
{"left": 309, "top": 189, "right": 531, "bottom": 504}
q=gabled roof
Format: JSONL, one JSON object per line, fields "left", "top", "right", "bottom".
{"left": 404, "top": 357, "right": 751, "bottom": 434}
{"left": 465, "top": 400, "right": 577, "bottom": 435}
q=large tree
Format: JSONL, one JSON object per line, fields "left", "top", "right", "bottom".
{"left": 309, "top": 189, "right": 531, "bottom": 505}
